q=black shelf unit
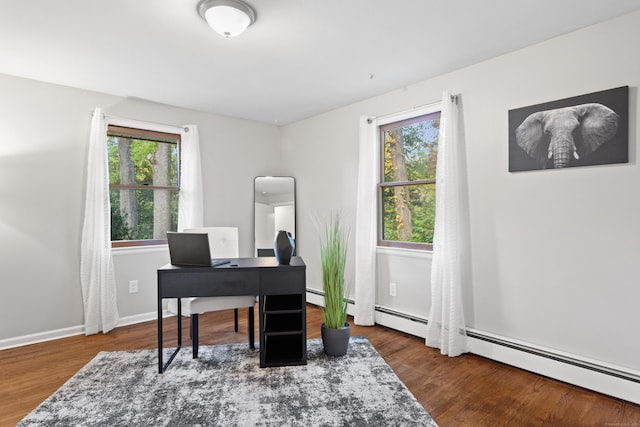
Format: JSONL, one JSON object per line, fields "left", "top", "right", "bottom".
{"left": 259, "top": 268, "right": 307, "bottom": 367}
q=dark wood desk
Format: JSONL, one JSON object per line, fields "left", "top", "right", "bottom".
{"left": 157, "top": 256, "right": 306, "bottom": 373}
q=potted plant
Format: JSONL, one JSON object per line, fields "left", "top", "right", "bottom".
{"left": 319, "top": 212, "right": 350, "bottom": 356}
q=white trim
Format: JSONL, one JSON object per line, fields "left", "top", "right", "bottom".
{"left": 112, "top": 244, "right": 169, "bottom": 256}
{"left": 105, "top": 115, "right": 184, "bottom": 135}
{"left": 0, "top": 325, "right": 85, "bottom": 351}
{"left": 376, "top": 245, "right": 433, "bottom": 259}
{"left": 466, "top": 327, "right": 640, "bottom": 377}
{"left": 375, "top": 101, "right": 442, "bottom": 126}
{"left": 375, "top": 309, "right": 428, "bottom": 337}
{"left": 468, "top": 336, "right": 640, "bottom": 405}
{"left": 306, "top": 290, "right": 356, "bottom": 318}
{"left": 306, "top": 291, "right": 324, "bottom": 307}
{"left": 117, "top": 311, "right": 161, "bottom": 327}
{"left": 373, "top": 311, "right": 640, "bottom": 405}
{"left": 0, "top": 311, "right": 163, "bottom": 351}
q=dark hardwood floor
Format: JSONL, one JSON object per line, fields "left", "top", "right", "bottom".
{"left": 1, "top": 305, "right": 638, "bottom": 426}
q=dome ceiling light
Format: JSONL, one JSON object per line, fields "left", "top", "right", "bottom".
{"left": 197, "top": 0, "right": 257, "bottom": 38}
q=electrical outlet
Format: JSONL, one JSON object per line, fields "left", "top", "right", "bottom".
{"left": 129, "top": 280, "right": 139, "bottom": 294}
{"left": 390, "top": 282, "right": 397, "bottom": 297}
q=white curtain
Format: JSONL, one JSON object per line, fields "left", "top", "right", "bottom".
{"left": 166, "top": 125, "right": 203, "bottom": 317}
{"left": 178, "top": 125, "right": 204, "bottom": 230}
{"left": 80, "top": 108, "right": 119, "bottom": 335}
{"left": 354, "top": 116, "right": 377, "bottom": 325}
{"left": 425, "top": 92, "right": 470, "bottom": 356}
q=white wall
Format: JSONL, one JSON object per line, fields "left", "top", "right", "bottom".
{"left": 0, "top": 74, "right": 281, "bottom": 342}
{"left": 281, "top": 10, "right": 640, "bottom": 380}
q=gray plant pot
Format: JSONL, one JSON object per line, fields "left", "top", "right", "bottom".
{"left": 321, "top": 322, "right": 350, "bottom": 356}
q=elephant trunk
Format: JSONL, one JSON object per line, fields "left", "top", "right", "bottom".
{"left": 549, "top": 132, "right": 579, "bottom": 168}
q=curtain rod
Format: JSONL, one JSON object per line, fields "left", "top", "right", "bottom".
{"left": 92, "top": 111, "right": 190, "bottom": 132}
{"left": 367, "top": 93, "right": 459, "bottom": 124}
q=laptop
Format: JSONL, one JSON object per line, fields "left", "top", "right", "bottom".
{"left": 166, "top": 232, "right": 230, "bottom": 267}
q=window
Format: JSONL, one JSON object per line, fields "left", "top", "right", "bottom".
{"left": 378, "top": 108, "right": 441, "bottom": 250}
{"left": 107, "top": 125, "right": 180, "bottom": 247}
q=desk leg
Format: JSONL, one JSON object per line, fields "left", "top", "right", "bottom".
{"left": 248, "top": 306, "right": 255, "bottom": 349}
{"left": 159, "top": 298, "right": 183, "bottom": 373}
{"left": 258, "top": 294, "right": 264, "bottom": 367}
{"left": 177, "top": 297, "right": 182, "bottom": 346}
{"left": 158, "top": 295, "right": 163, "bottom": 374}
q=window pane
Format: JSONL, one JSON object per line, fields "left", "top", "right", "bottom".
{"left": 381, "top": 184, "right": 435, "bottom": 244}
{"left": 382, "top": 114, "right": 439, "bottom": 183}
{"left": 107, "top": 137, "right": 178, "bottom": 186}
{"left": 110, "top": 188, "right": 179, "bottom": 241}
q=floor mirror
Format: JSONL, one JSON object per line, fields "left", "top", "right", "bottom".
{"left": 254, "top": 176, "right": 296, "bottom": 257}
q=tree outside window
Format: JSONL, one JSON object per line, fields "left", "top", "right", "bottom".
{"left": 107, "top": 125, "right": 180, "bottom": 247}
{"left": 379, "top": 111, "right": 440, "bottom": 250}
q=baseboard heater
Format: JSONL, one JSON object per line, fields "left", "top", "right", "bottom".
{"left": 307, "top": 288, "right": 640, "bottom": 385}
{"left": 306, "top": 287, "right": 355, "bottom": 305}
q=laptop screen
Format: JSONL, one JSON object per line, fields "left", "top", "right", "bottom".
{"left": 166, "top": 232, "right": 212, "bottom": 267}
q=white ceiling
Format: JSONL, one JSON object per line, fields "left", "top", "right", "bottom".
{"left": 2, "top": 1, "right": 640, "bottom": 125}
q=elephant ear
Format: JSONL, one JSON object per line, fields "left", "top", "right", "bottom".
{"left": 515, "top": 111, "right": 548, "bottom": 161}
{"left": 576, "top": 103, "right": 619, "bottom": 156}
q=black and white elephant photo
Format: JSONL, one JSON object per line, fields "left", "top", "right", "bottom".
{"left": 509, "top": 86, "right": 628, "bottom": 172}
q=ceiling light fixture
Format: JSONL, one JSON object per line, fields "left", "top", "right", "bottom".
{"left": 197, "top": 0, "right": 256, "bottom": 38}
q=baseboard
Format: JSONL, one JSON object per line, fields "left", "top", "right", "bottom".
{"left": 0, "top": 311, "right": 161, "bottom": 351}
{"left": 373, "top": 307, "right": 428, "bottom": 338}
{"left": 116, "top": 311, "right": 160, "bottom": 328}
{"left": 467, "top": 333, "right": 640, "bottom": 405}
{"left": 306, "top": 290, "right": 640, "bottom": 405}
{"left": 0, "top": 325, "right": 86, "bottom": 351}
{"left": 306, "top": 290, "right": 356, "bottom": 318}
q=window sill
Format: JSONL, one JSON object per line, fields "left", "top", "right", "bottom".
{"left": 112, "top": 244, "right": 168, "bottom": 256}
{"left": 376, "top": 245, "right": 432, "bottom": 259}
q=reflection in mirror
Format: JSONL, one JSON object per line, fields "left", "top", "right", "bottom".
{"left": 254, "top": 176, "right": 295, "bottom": 257}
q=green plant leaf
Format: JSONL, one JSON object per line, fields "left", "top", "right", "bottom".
{"left": 319, "top": 211, "right": 349, "bottom": 329}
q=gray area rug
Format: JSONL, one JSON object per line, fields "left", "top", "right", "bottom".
{"left": 18, "top": 337, "right": 438, "bottom": 426}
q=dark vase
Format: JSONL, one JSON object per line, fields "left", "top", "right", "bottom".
{"left": 321, "top": 323, "right": 350, "bottom": 356}
{"left": 274, "top": 230, "right": 295, "bottom": 265}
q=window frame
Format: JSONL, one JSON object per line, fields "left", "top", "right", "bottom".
{"left": 106, "top": 122, "right": 182, "bottom": 248}
{"left": 376, "top": 103, "right": 442, "bottom": 251}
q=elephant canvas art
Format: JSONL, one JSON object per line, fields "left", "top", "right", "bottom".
{"left": 509, "top": 86, "right": 628, "bottom": 172}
